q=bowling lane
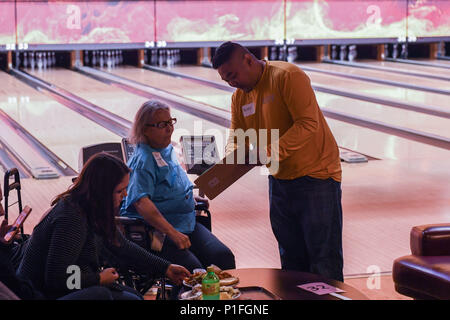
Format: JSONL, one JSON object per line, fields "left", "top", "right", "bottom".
{"left": 304, "top": 69, "right": 448, "bottom": 110}
{"left": 412, "top": 58, "right": 450, "bottom": 67}
{"left": 360, "top": 59, "right": 450, "bottom": 78}
{"left": 168, "top": 65, "right": 225, "bottom": 84}
{"left": 170, "top": 65, "right": 449, "bottom": 111}
{"left": 107, "top": 66, "right": 231, "bottom": 110}
{"left": 297, "top": 62, "right": 450, "bottom": 90}
{"left": 27, "top": 67, "right": 231, "bottom": 158}
{"left": 103, "top": 66, "right": 450, "bottom": 163}
{"left": 165, "top": 65, "right": 450, "bottom": 139}
{"left": 0, "top": 71, "right": 120, "bottom": 171}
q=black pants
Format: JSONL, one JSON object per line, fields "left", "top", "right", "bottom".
{"left": 157, "top": 222, "right": 236, "bottom": 272}
{"left": 269, "top": 175, "right": 344, "bottom": 281}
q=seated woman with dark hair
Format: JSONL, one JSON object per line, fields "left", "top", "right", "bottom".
{"left": 16, "top": 153, "right": 190, "bottom": 300}
{"left": 120, "top": 100, "right": 235, "bottom": 272}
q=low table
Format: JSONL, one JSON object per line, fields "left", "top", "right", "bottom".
{"left": 224, "top": 268, "right": 369, "bottom": 300}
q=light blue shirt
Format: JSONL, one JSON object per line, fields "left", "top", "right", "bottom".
{"left": 120, "top": 143, "right": 196, "bottom": 234}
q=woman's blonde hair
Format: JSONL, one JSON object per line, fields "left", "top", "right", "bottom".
{"left": 129, "top": 100, "right": 171, "bottom": 144}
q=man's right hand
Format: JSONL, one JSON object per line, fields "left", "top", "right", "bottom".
{"left": 168, "top": 230, "right": 191, "bottom": 250}
{"left": 99, "top": 267, "right": 119, "bottom": 285}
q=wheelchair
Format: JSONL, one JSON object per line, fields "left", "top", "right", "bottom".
{"left": 2, "top": 168, "right": 33, "bottom": 270}
{"left": 78, "top": 136, "right": 218, "bottom": 298}
{"left": 113, "top": 200, "right": 211, "bottom": 298}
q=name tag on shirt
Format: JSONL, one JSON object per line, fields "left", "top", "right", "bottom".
{"left": 242, "top": 103, "right": 255, "bottom": 117}
{"left": 152, "top": 152, "right": 168, "bottom": 167}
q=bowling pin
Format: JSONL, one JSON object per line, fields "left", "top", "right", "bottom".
{"left": 107, "top": 51, "right": 112, "bottom": 69}
{"left": 400, "top": 44, "right": 408, "bottom": 59}
{"left": 43, "top": 52, "right": 47, "bottom": 69}
{"left": 158, "top": 50, "right": 164, "bottom": 67}
{"left": 348, "top": 45, "right": 357, "bottom": 62}
{"left": 151, "top": 50, "right": 157, "bottom": 65}
{"left": 16, "top": 52, "right": 21, "bottom": 68}
{"left": 23, "top": 52, "right": 28, "bottom": 68}
{"left": 30, "top": 52, "right": 35, "bottom": 69}
{"left": 111, "top": 51, "right": 115, "bottom": 68}
{"left": 392, "top": 44, "right": 399, "bottom": 59}
{"left": 99, "top": 51, "right": 104, "bottom": 68}
{"left": 278, "top": 46, "right": 286, "bottom": 61}
{"left": 114, "top": 50, "right": 120, "bottom": 66}
{"left": 287, "top": 46, "right": 297, "bottom": 63}
{"left": 84, "top": 51, "right": 90, "bottom": 66}
{"left": 119, "top": 50, "right": 123, "bottom": 64}
{"left": 270, "top": 47, "right": 277, "bottom": 61}
{"left": 167, "top": 50, "right": 173, "bottom": 67}
{"left": 331, "top": 45, "right": 337, "bottom": 60}
{"left": 339, "top": 45, "right": 347, "bottom": 61}
{"left": 383, "top": 44, "right": 389, "bottom": 59}
{"left": 37, "top": 52, "right": 43, "bottom": 70}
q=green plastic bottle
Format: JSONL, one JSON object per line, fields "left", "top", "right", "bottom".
{"left": 202, "top": 266, "right": 220, "bottom": 300}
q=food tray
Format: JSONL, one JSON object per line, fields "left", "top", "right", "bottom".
{"left": 238, "top": 286, "right": 281, "bottom": 300}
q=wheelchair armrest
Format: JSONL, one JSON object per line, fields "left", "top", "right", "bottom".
{"left": 195, "top": 201, "right": 209, "bottom": 212}
{"left": 115, "top": 216, "right": 143, "bottom": 226}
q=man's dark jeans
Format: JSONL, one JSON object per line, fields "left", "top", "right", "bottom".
{"left": 269, "top": 175, "right": 344, "bottom": 281}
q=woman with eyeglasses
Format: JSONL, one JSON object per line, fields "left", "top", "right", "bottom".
{"left": 120, "top": 100, "right": 235, "bottom": 272}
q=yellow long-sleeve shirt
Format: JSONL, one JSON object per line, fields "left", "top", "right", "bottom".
{"left": 226, "top": 60, "right": 342, "bottom": 182}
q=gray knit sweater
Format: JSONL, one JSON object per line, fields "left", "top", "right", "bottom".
{"left": 17, "top": 197, "right": 170, "bottom": 299}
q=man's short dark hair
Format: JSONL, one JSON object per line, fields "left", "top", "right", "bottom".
{"left": 212, "top": 41, "right": 247, "bottom": 69}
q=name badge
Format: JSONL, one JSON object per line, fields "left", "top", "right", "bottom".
{"left": 152, "top": 152, "right": 168, "bottom": 167}
{"left": 242, "top": 103, "right": 255, "bottom": 117}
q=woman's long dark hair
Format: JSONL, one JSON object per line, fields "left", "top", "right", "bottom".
{"left": 52, "top": 152, "right": 130, "bottom": 245}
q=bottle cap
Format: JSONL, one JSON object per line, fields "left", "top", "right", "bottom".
{"left": 206, "top": 266, "right": 215, "bottom": 273}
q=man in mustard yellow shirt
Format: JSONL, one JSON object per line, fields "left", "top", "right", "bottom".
{"left": 212, "top": 42, "right": 343, "bottom": 281}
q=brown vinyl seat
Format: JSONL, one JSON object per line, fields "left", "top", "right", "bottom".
{"left": 393, "top": 224, "right": 450, "bottom": 300}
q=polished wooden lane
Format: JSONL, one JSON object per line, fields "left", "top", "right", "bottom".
{"left": 314, "top": 93, "right": 449, "bottom": 139}
{"left": 0, "top": 71, "right": 120, "bottom": 171}
{"left": 27, "top": 68, "right": 229, "bottom": 157}
{"left": 107, "top": 66, "right": 232, "bottom": 111}
{"left": 303, "top": 70, "right": 449, "bottom": 110}
{"left": 298, "top": 61, "right": 450, "bottom": 90}
{"left": 361, "top": 59, "right": 450, "bottom": 77}
{"left": 418, "top": 58, "right": 450, "bottom": 66}
{"left": 167, "top": 64, "right": 450, "bottom": 111}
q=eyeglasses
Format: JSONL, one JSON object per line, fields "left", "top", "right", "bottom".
{"left": 146, "top": 118, "right": 177, "bottom": 129}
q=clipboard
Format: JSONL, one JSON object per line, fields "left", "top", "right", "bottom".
{"left": 194, "top": 148, "right": 256, "bottom": 200}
